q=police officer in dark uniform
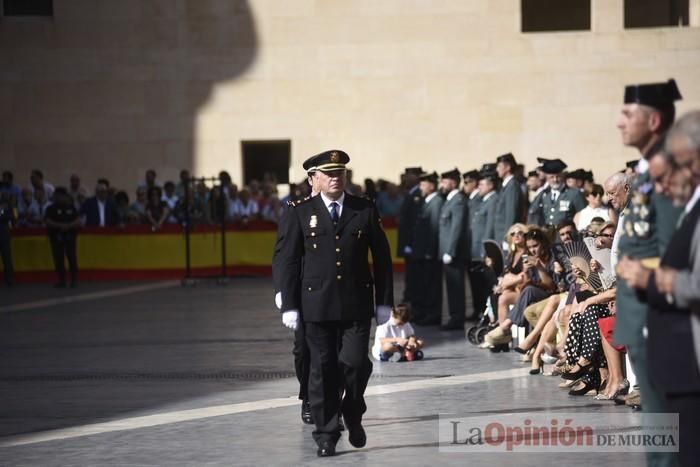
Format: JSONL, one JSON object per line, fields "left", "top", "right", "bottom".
{"left": 527, "top": 158, "right": 551, "bottom": 226}
{"left": 438, "top": 168, "right": 470, "bottom": 330}
{"left": 272, "top": 161, "right": 320, "bottom": 425}
{"left": 530, "top": 159, "right": 586, "bottom": 232}
{"left": 493, "top": 153, "right": 525, "bottom": 251}
{"left": 0, "top": 191, "right": 16, "bottom": 287}
{"left": 396, "top": 167, "right": 423, "bottom": 305}
{"left": 614, "top": 79, "right": 682, "bottom": 467}
{"left": 44, "top": 187, "right": 81, "bottom": 288}
{"left": 278, "top": 150, "right": 393, "bottom": 457}
{"left": 411, "top": 171, "right": 444, "bottom": 325}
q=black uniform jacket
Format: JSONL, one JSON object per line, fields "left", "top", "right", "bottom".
{"left": 278, "top": 193, "right": 394, "bottom": 322}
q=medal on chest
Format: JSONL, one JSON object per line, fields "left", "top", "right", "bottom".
{"left": 309, "top": 215, "right": 317, "bottom": 228}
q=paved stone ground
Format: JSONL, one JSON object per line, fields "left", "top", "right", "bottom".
{"left": 0, "top": 277, "right": 645, "bottom": 466}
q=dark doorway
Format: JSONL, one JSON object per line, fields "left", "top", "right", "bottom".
{"left": 241, "top": 140, "right": 291, "bottom": 185}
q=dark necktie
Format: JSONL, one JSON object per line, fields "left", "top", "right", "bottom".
{"left": 330, "top": 202, "right": 339, "bottom": 224}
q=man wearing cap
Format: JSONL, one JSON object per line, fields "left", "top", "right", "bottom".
{"left": 469, "top": 170, "right": 499, "bottom": 315}
{"left": 411, "top": 172, "right": 444, "bottom": 325}
{"left": 527, "top": 158, "right": 552, "bottom": 226}
{"left": 277, "top": 150, "right": 393, "bottom": 457}
{"left": 613, "top": 79, "right": 683, "bottom": 450}
{"left": 493, "top": 153, "right": 525, "bottom": 251}
{"left": 462, "top": 170, "right": 482, "bottom": 215}
{"left": 438, "top": 168, "right": 470, "bottom": 330}
{"left": 530, "top": 159, "right": 585, "bottom": 230}
{"left": 272, "top": 160, "right": 320, "bottom": 426}
{"left": 396, "top": 167, "right": 423, "bottom": 306}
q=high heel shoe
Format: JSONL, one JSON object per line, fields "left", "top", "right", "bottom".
{"left": 513, "top": 346, "right": 528, "bottom": 354}
{"left": 529, "top": 360, "right": 543, "bottom": 375}
{"left": 569, "top": 380, "right": 598, "bottom": 396}
{"left": 561, "top": 362, "right": 594, "bottom": 380}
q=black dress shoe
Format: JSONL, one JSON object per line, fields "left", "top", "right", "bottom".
{"left": 301, "top": 399, "right": 313, "bottom": 425}
{"left": 347, "top": 423, "right": 366, "bottom": 448}
{"left": 317, "top": 440, "right": 336, "bottom": 457}
{"left": 561, "top": 362, "right": 594, "bottom": 380}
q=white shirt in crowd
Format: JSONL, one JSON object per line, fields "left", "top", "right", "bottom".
{"left": 97, "top": 199, "right": 106, "bottom": 226}
{"left": 161, "top": 193, "right": 179, "bottom": 223}
{"left": 371, "top": 318, "right": 415, "bottom": 360}
{"left": 424, "top": 192, "right": 438, "bottom": 204}
{"left": 575, "top": 205, "right": 610, "bottom": 231}
{"left": 229, "top": 198, "right": 259, "bottom": 219}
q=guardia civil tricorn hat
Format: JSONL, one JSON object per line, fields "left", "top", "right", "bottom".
{"left": 624, "top": 79, "right": 682, "bottom": 109}
{"left": 303, "top": 150, "right": 349, "bottom": 173}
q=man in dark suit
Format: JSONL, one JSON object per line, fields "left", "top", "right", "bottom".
{"left": 396, "top": 167, "right": 423, "bottom": 305}
{"left": 468, "top": 171, "right": 499, "bottom": 316}
{"left": 493, "top": 153, "right": 525, "bottom": 251}
{"left": 411, "top": 171, "right": 444, "bottom": 325}
{"left": 272, "top": 163, "right": 319, "bottom": 426}
{"left": 439, "top": 168, "right": 470, "bottom": 330}
{"left": 80, "top": 182, "right": 119, "bottom": 227}
{"left": 278, "top": 150, "right": 394, "bottom": 457}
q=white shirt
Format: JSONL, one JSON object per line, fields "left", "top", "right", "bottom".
{"left": 611, "top": 211, "right": 625, "bottom": 269}
{"left": 320, "top": 191, "right": 345, "bottom": 219}
{"left": 425, "top": 192, "right": 438, "bottom": 204}
{"left": 97, "top": 199, "right": 106, "bottom": 227}
{"left": 446, "top": 189, "right": 459, "bottom": 201}
{"left": 636, "top": 158, "right": 649, "bottom": 174}
{"left": 575, "top": 206, "right": 610, "bottom": 231}
{"left": 469, "top": 190, "right": 480, "bottom": 200}
{"left": 371, "top": 318, "right": 416, "bottom": 360}
{"left": 502, "top": 174, "right": 514, "bottom": 188}
{"left": 481, "top": 191, "right": 496, "bottom": 202}
{"left": 685, "top": 186, "right": 700, "bottom": 214}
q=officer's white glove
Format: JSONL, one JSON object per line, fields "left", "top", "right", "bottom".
{"left": 442, "top": 253, "right": 453, "bottom": 265}
{"left": 376, "top": 305, "right": 392, "bottom": 324}
{"left": 274, "top": 292, "right": 282, "bottom": 310}
{"left": 282, "top": 310, "right": 299, "bottom": 330}
{"left": 403, "top": 246, "right": 413, "bottom": 255}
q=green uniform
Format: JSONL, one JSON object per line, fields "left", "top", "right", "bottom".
{"left": 614, "top": 169, "right": 682, "bottom": 467}
{"left": 536, "top": 185, "right": 585, "bottom": 228}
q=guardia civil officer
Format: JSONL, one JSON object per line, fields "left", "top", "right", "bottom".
{"left": 468, "top": 170, "right": 499, "bottom": 315}
{"left": 613, "top": 79, "right": 683, "bottom": 467}
{"left": 272, "top": 161, "right": 320, "bottom": 425}
{"left": 493, "top": 153, "right": 525, "bottom": 251}
{"left": 411, "top": 171, "right": 444, "bottom": 325}
{"left": 462, "top": 170, "right": 482, "bottom": 215}
{"left": 529, "top": 159, "right": 586, "bottom": 231}
{"left": 44, "top": 187, "right": 81, "bottom": 288}
{"left": 278, "top": 150, "right": 393, "bottom": 457}
{"left": 438, "top": 168, "right": 470, "bottom": 330}
{"left": 396, "top": 167, "right": 423, "bottom": 305}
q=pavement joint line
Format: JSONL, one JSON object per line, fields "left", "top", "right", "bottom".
{"left": 0, "top": 281, "right": 181, "bottom": 313}
{"left": 0, "top": 368, "right": 526, "bottom": 448}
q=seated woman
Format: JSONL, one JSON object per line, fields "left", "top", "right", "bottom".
{"left": 560, "top": 222, "right": 627, "bottom": 397}
{"left": 489, "top": 223, "right": 530, "bottom": 321}
{"left": 485, "top": 228, "right": 558, "bottom": 351}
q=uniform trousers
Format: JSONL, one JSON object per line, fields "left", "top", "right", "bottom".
{"left": 443, "top": 262, "right": 466, "bottom": 324}
{"left": 412, "top": 259, "right": 442, "bottom": 322}
{"left": 468, "top": 261, "right": 496, "bottom": 320}
{"left": 49, "top": 232, "right": 78, "bottom": 284}
{"left": 628, "top": 342, "right": 676, "bottom": 467}
{"left": 305, "top": 319, "right": 372, "bottom": 446}
{"left": 402, "top": 256, "right": 420, "bottom": 305}
{"left": 0, "top": 224, "right": 13, "bottom": 285}
{"left": 293, "top": 322, "right": 310, "bottom": 400}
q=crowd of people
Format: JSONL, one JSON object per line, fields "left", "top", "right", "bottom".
{"left": 391, "top": 79, "right": 699, "bottom": 467}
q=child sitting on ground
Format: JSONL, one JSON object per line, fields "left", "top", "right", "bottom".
{"left": 371, "top": 303, "right": 425, "bottom": 362}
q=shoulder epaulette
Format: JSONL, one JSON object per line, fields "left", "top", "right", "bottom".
{"left": 289, "top": 195, "right": 313, "bottom": 207}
